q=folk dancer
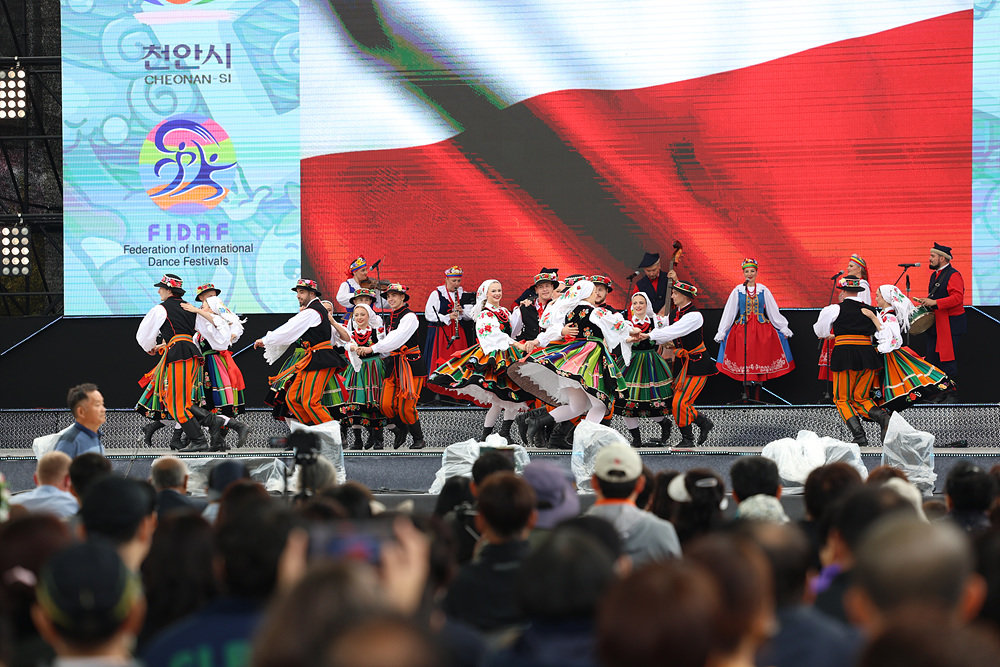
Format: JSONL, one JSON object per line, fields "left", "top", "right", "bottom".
{"left": 330, "top": 302, "right": 389, "bottom": 450}
{"left": 714, "top": 258, "right": 794, "bottom": 397}
{"left": 136, "top": 274, "right": 227, "bottom": 451}
{"left": 512, "top": 269, "right": 560, "bottom": 443}
{"left": 817, "top": 254, "right": 871, "bottom": 396}
{"left": 181, "top": 283, "right": 252, "bottom": 448}
{"left": 430, "top": 279, "right": 533, "bottom": 441}
{"left": 812, "top": 277, "right": 890, "bottom": 446}
{"left": 346, "top": 287, "right": 385, "bottom": 332}
{"left": 336, "top": 256, "right": 387, "bottom": 316}
{"left": 870, "top": 284, "right": 954, "bottom": 413}
{"left": 356, "top": 284, "right": 427, "bottom": 449}
{"left": 618, "top": 292, "right": 674, "bottom": 448}
{"left": 634, "top": 279, "right": 717, "bottom": 448}
{"left": 423, "top": 266, "right": 474, "bottom": 400}
{"left": 254, "top": 279, "right": 347, "bottom": 425}
{"left": 914, "top": 242, "right": 965, "bottom": 401}
{"left": 508, "top": 279, "right": 632, "bottom": 449}
{"left": 631, "top": 252, "right": 671, "bottom": 315}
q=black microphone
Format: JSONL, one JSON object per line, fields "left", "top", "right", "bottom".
{"left": 897, "top": 262, "right": 920, "bottom": 268}
{"left": 625, "top": 270, "right": 639, "bottom": 281}
{"left": 830, "top": 270, "right": 844, "bottom": 281}
{"left": 743, "top": 279, "right": 750, "bottom": 286}
{"left": 370, "top": 258, "right": 382, "bottom": 270}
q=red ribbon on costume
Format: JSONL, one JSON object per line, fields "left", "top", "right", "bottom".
{"left": 389, "top": 346, "right": 422, "bottom": 400}
{"left": 138, "top": 334, "right": 197, "bottom": 387}
{"left": 673, "top": 340, "right": 707, "bottom": 387}
{"left": 267, "top": 340, "right": 334, "bottom": 385}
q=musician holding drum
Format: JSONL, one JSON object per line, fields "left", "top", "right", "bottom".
{"left": 914, "top": 243, "right": 965, "bottom": 401}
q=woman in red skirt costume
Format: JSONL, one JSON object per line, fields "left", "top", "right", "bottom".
{"left": 714, "top": 259, "right": 794, "bottom": 396}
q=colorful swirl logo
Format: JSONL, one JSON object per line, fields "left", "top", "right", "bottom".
{"left": 139, "top": 115, "right": 237, "bottom": 215}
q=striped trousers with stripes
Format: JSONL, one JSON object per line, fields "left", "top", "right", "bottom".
{"left": 286, "top": 368, "right": 337, "bottom": 425}
{"left": 831, "top": 368, "right": 878, "bottom": 422}
{"left": 671, "top": 375, "right": 707, "bottom": 428}
{"left": 159, "top": 359, "right": 200, "bottom": 424}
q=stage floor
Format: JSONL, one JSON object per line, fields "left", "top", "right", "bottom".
{"left": 1, "top": 405, "right": 997, "bottom": 494}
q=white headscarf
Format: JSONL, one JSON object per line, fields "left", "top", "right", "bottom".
{"left": 878, "top": 284, "right": 915, "bottom": 332}
{"left": 350, "top": 303, "right": 378, "bottom": 333}
{"left": 472, "top": 279, "right": 501, "bottom": 320}
{"left": 540, "top": 280, "right": 594, "bottom": 330}
{"left": 630, "top": 292, "right": 654, "bottom": 324}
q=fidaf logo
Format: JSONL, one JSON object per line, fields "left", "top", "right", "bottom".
{"left": 139, "top": 115, "right": 236, "bottom": 215}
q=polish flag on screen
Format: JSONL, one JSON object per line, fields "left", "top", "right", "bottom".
{"left": 300, "top": 0, "right": 972, "bottom": 309}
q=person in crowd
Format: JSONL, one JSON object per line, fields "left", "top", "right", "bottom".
{"left": 731, "top": 456, "right": 789, "bottom": 523}
{"left": 865, "top": 465, "right": 909, "bottom": 486}
{"left": 584, "top": 444, "right": 681, "bottom": 565}
{"left": 323, "top": 615, "right": 442, "bottom": 667}
{"left": 0, "top": 514, "right": 73, "bottom": 667}
{"left": 423, "top": 265, "right": 474, "bottom": 399}
{"left": 685, "top": 534, "right": 776, "bottom": 667}
{"left": 433, "top": 476, "right": 474, "bottom": 519}
{"left": 55, "top": 383, "right": 106, "bottom": 457}
{"left": 215, "top": 479, "right": 271, "bottom": 527}
{"left": 485, "top": 525, "right": 618, "bottom": 667}
{"left": 508, "top": 279, "right": 631, "bottom": 448}
{"left": 149, "top": 455, "right": 207, "bottom": 518}
{"left": 944, "top": 460, "right": 996, "bottom": 535}
{"left": 442, "top": 472, "right": 536, "bottom": 633}
{"left": 138, "top": 512, "right": 218, "bottom": 648}
{"left": 597, "top": 559, "right": 721, "bottom": 667}
{"left": 646, "top": 469, "right": 681, "bottom": 522}
{"left": 748, "top": 522, "right": 860, "bottom": 667}
{"left": 618, "top": 292, "right": 674, "bottom": 448}
{"left": 444, "top": 450, "right": 516, "bottom": 563}
{"left": 202, "top": 459, "right": 251, "bottom": 524}
{"left": 31, "top": 541, "right": 145, "bottom": 666}
{"left": 635, "top": 276, "right": 717, "bottom": 448}
{"left": 521, "top": 461, "right": 581, "bottom": 548}
{"left": 667, "top": 469, "right": 727, "bottom": 546}
{"left": 973, "top": 529, "right": 1000, "bottom": 635}
{"left": 10, "top": 451, "right": 78, "bottom": 519}
{"left": 79, "top": 476, "right": 158, "bottom": 572}
{"left": 800, "top": 463, "right": 863, "bottom": 568}
{"left": 915, "top": 242, "right": 966, "bottom": 400}
{"left": 255, "top": 278, "right": 347, "bottom": 426}
{"left": 714, "top": 258, "right": 794, "bottom": 398}
{"left": 856, "top": 610, "right": 1000, "bottom": 667}
{"left": 321, "top": 481, "right": 377, "bottom": 520}
{"left": 430, "top": 279, "right": 533, "bottom": 441}
{"left": 844, "top": 517, "right": 986, "bottom": 635}
{"left": 813, "top": 485, "right": 916, "bottom": 624}
{"left": 813, "top": 276, "right": 890, "bottom": 446}
{"left": 141, "top": 501, "right": 295, "bottom": 666}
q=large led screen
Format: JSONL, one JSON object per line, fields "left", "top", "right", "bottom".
{"left": 64, "top": 1, "right": 998, "bottom": 314}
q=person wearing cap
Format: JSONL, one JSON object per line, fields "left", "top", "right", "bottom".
{"left": 508, "top": 280, "right": 632, "bottom": 449}
{"left": 633, "top": 276, "right": 716, "bottom": 448}
{"left": 818, "top": 254, "right": 872, "bottom": 393}
{"left": 32, "top": 541, "right": 145, "bottom": 665}
{"left": 914, "top": 242, "right": 965, "bottom": 398}
{"left": 870, "top": 284, "right": 953, "bottom": 411}
{"left": 584, "top": 444, "right": 681, "bottom": 565}
{"left": 631, "top": 252, "right": 672, "bottom": 315}
{"left": 429, "top": 279, "right": 533, "bottom": 441}
{"left": 521, "top": 460, "right": 580, "bottom": 549}
{"left": 813, "top": 276, "right": 890, "bottom": 446}
{"left": 515, "top": 268, "right": 560, "bottom": 343}
{"left": 136, "top": 274, "right": 229, "bottom": 452}
{"left": 618, "top": 292, "right": 674, "bottom": 448}
{"left": 180, "top": 283, "right": 252, "bottom": 449}
{"left": 254, "top": 279, "right": 347, "bottom": 425}
{"left": 424, "top": 265, "right": 474, "bottom": 399}
{"left": 336, "top": 256, "right": 387, "bottom": 315}
{"left": 355, "top": 283, "right": 427, "bottom": 449}
{"left": 328, "top": 300, "right": 389, "bottom": 449}
{"left": 715, "top": 258, "right": 794, "bottom": 397}
{"left": 80, "top": 476, "right": 158, "bottom": 572}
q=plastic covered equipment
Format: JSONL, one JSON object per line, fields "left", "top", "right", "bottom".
{"left": 427, "top": 433, "right": 530, "bottom": 494}
{"left": 881, "top": 412, "right": 936, "bottom": 494}
{"left": 762, "top": 430, "right": 868, "bottom": 493}
{"left": 571, "top": 420, "right": 631, "bottom": 492}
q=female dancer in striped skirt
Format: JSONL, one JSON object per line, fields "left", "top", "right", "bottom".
{"left": 618, "top": 292, "right": 674, "bottom": 448}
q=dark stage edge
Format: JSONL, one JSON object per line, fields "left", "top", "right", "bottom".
{"left": 1, "top": 405, "right": 997, "bottom": 495}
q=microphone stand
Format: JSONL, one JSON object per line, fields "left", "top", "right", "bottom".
{"left": 892, "top": 265, "right": 915, "bottom": 347}
{"left": 626, "top": 273, "right": 636, "bottom": 311}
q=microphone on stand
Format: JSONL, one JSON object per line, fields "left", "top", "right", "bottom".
{"left": 897, "top": 262, "right": 920, "bottom": 268}
{"left": 743, "top": 279, "right": 750, "bottom": 286}
{"left": 370, "top": 258, "right": 382, "bottom": 270}
{"left": 624, "top": 270, "right": 640, "bottom": 281}
{"left": 830, "top": 270, "right": 844, "bottom": 281}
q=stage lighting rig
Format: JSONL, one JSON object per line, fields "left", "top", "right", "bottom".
{"left": 1, "top": 224, "right": 31, "bottom": 276}
{"left": 0, "top": 68, "right": 27, "bottom": 120}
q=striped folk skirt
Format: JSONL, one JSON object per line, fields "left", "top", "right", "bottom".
{"left": 617, "top": 347, "right": 674, "bottom": 418}
{"left": 878, "top": 346, "right": 953, "bottom": 411}
{"left": 429, "top": 344, "right": 530, "bottom": 406}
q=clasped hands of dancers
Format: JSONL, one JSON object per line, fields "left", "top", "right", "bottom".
{"left": 134, "top": 243, "right": 960, "bottom": 451}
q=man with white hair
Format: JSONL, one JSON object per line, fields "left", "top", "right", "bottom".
{"left": 150, "top": 456, "right": 206, "bottom": 518}
{"left": 11, "top": 451, "right": 78, "bottom": 519}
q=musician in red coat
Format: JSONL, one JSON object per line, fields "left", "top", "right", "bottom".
{"left": 915, "top": 242, "right": 965, "bottom": 401}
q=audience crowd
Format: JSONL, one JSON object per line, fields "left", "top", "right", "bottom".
{"left": 2, "top": 439, "right": 1000, "bottom": 667}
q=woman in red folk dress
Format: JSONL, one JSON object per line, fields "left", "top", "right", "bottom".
{"left": 714, "top": 259, "right": 794, "bottom": 398}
